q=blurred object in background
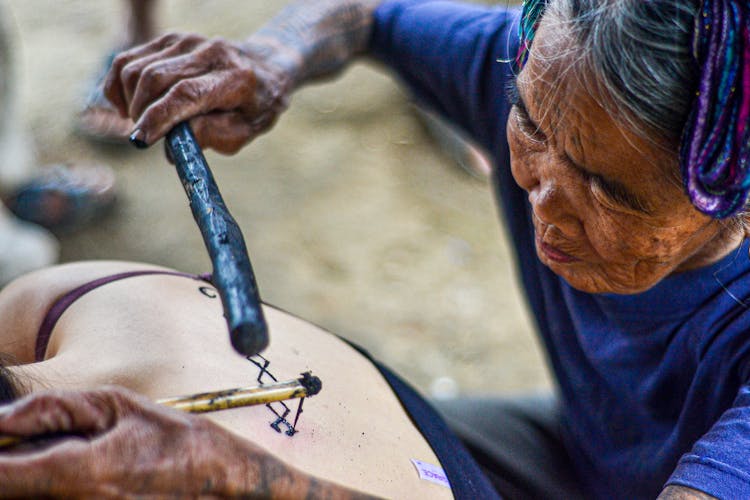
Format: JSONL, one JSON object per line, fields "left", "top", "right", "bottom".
{"left": 0, "top": 0, "right": 116, "bottom": 286}
{"left": 0, "top": 202, "right": 57, "bottom": 286}
{"left": 75, "top": 0, "right": 158, "bottom": 144}
{"left": 415, "top": 107, "right": 493, "bottom": 179}
{"left": 8, "top": 0, "right": 549, "bottom": 396}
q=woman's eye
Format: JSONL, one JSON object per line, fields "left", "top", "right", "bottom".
{"left": 512, "top": 105, "right": 547, "bottom": 143}
{"left": 588, "top": 174, "right": 648, "bottom": 215}
{"left": 589, "top": 176, "right": 620, "bottom": 209}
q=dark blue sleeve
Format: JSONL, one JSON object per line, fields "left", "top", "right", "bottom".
{"left": 667, "top": 376, "right": 750, "bottom": 497}
{"left": 370, "top": 0, "right": 520, "bottom": 155}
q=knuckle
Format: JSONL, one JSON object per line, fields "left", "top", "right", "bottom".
{"left": 176, "top": 32, "right": 206, "bottom": 50}
{"left": 208, "top": 36, "right": 229, "bottom": 50}
{"left": 170, "top": 79, "right": 198, "bottom": 101}
{"left": 158, "top": 31, "right": 182, "bottom": 47}
{"left": 200, "top": 37, "right": 232, "bottom": 61}
{"left": 120, "top": 62, "right": 140, "bottom": 89}
{"left": 232, "top": 68, "right": 256, "bottom": 91}
{"left": 138, "top": 63, "right": 162, "bottom": 90}
{"left": 110, "top": 52, "right": 130, "bottom": 73}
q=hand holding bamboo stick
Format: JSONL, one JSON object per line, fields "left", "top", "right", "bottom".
{"left": 0, "top": 372, "right": 321, "bottom": 450}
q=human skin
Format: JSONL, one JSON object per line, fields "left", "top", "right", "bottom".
{"left": 0, "top": 260, "right": 449, "bottom": 498}
{"left": 0, "top": 387, "right": 374, "bottom": 499}
{"left": 102, "top": 0, "right": 726, "bottom": 497}
{"left": 506, "top": 9, "right": 746, "bottom": 294}
{"left": 104, "top": 0, "right": 382, "bottom": 154}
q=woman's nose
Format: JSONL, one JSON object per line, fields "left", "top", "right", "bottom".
{"left": 529, "top": 180, "right": 580, "bottom": 236}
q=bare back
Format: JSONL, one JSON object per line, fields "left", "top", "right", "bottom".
{"left": 0, "top": 262, "right": 453, "bottom": 499}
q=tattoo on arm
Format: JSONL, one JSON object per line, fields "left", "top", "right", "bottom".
{"left": 658, "top": 485, "right": 718, "bottom": 500}
{"left": 251, "top": 456, "right": 382, "bottom": 499}
{"left": 245, "top": 0, "right": 382, "bottom": 86}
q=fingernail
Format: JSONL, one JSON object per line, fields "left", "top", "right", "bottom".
{"left": 129, "top": 129, "right": 148, "bottom": 149}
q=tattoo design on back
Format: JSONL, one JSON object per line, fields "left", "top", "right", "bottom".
{"left": 247, "top": 353, "right": 305, "bottom": 437}
{"left": 199, "top": 282, "right": 306, "bottom": 436}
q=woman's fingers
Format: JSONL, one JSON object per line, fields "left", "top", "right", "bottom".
{"left": 0, "top": 387, "right": 192, "bottom": 497}
{"left": 0, "top": 389, "right": 119, "bottom": 438}
{"left": 104, "top": 32, "right": 292, "bottom": 153}
{"left": 104, "top": 32, "right": 188, "bottom": 117}
{"left": 127, "top": 51, "right": 209, "bottom": 120}
{"left": 133, "top": 70, "right": 261, "bottom": 148}
{"left": 0, "top": 439, "right": 94, "bottom": 497}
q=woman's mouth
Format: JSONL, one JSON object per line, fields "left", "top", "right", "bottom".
{"left": 537, "top": 238, "right": 579, "bottom": 264}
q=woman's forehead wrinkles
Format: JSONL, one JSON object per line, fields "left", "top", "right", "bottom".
{"left": 561, "top": 98, "right": 596, "bottom": 168}
{"left": 518, "top": 70, "right": 564, "bottom": 132}
{"left": 520, "top": 59, "right": 594, "bottom": 167}
{"left": 569, "top": 128, "right": 586, "bottom": 166}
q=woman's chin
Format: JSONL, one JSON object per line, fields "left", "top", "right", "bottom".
{"left": 541, "top": 257, "right": 657, "bottom": 295}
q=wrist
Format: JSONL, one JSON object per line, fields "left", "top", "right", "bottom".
{"left": 238, "top": 37, "right": 302, "bottom": 90}
{"left": 242, "top": 0, "right": 380, "bottom": 88}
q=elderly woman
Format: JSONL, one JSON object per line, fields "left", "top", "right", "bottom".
{"left": 2, "top": 0, "right": 748, "bottom": 498}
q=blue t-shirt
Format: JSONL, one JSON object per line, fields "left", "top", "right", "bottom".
{"left": 371, "top": 1, "right": 750, "bottom": 498}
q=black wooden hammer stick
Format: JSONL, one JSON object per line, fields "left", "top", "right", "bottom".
{"left": 163, "top": 122, "right": 269, "bottom": 356}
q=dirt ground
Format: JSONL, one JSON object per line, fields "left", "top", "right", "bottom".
{"left": 7, "top": 0, "right": 551, "bottom": 397}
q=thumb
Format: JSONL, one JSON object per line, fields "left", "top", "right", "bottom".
{"left": 0, "top": 389, "right": 118, "bottom": 439}
{"left": 189, "top": 111, "right": 259, "bottom": 155}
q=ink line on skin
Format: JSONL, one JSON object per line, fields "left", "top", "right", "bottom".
{"left": 248, "top": 354, "right": 306, "bottom": 437}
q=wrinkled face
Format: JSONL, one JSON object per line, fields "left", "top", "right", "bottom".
{"left": 506, "top": 13, "right": 744, "bottom": 294}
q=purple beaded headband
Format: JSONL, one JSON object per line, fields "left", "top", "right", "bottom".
{"left": 682, "top": 0, "right": 750, "bottom": 218}
{"left": 516, "top": 0, "right": 750, "bottom": 219}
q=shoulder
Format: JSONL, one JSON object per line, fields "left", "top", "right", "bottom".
{"left": 0, "top": 261, "right": 176, "bottom": 362}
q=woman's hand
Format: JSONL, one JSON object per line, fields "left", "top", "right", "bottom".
{"left": 103, "top": 33, "right": 292, "bottom": 154}
{"left": 103, "top": 1, "right": 382, "bottom": 156}
{"left": 0, "top": 386, "right": 374, "bottom": 498}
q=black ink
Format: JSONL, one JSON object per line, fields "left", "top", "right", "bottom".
{"left": 268, "top": 401, "right": 297, "bottom": 436}
{"left": 298, "top": 371, "right": 322, "bottom": 396}
{"left": 291, "top": 398, "right": 305, "bottom": 430}
{"left": 199, "top": 286, "right": 218, "bottom": 298}
{"left": 247, "top": 354, "right": 305, "bottom": 437}
{"left": 247, "top": 353, "right": 277, "bottom": 383}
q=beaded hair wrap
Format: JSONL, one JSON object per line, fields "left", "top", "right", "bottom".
{"left": 515, "top": 0, "right": 549, "bottom": 71}
{"left": 682, "top": 0, "right": 750, "bottom": 219}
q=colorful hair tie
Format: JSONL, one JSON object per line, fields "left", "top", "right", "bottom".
{"left": 682, "top": 0, "right": 750, "bottom": 218}
{"left": 515, "top": 0, "right": 549, "bottom": 71}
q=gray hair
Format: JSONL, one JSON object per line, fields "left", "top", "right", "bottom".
{"left": 545, "top": 0, "right": 701, "bottom": 149}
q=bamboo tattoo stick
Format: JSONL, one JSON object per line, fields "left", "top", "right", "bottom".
{"left": 163, "top": 123, "right": 269, "bottom": 356}
{"left": 156, "top": 371, "right": 322, "bottom": 412}
{"left": 0, "top": 373, "right": 322, "bottom": 449}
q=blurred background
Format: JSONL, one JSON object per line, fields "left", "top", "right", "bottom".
{"left": 6, "top": 0, "right": 550, "bottom": 398}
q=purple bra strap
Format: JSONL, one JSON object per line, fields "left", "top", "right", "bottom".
{"left": 35, "top": 270, "right": 212, "bottom": 362}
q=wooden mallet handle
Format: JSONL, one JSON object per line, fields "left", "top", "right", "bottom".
{"left": 164, "top": 122, "right": 268, "bottom": 356}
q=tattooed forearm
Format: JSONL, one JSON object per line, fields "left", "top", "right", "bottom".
{"left": 304, "top": 478, "right": 384, "bottom": 499}
{"left": 240, "top": 452, "right": 382, "bottom": 499}
{"left": 657, "top": 485, "right": 718, "bottom": 500}
{"left": 243, "top": 0, "right": 383, "bottom": 87}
